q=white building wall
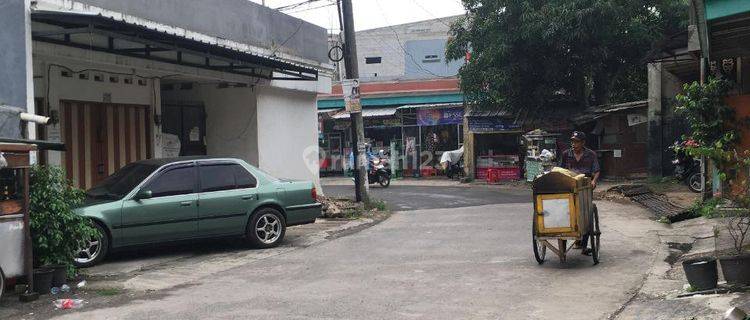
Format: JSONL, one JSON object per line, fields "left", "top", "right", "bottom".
{"left": 333, "top": 16, "right": 461, "bottom": 80}
{"left": 161, "top": 85, "right": 259, "bottom": 166}
{"left": 256, "top": 86, "right": 320, "bottom": 186}
{"left": 31, "top": 37, "right": 326, "bottom": 186}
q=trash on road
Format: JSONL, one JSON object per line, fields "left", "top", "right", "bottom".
{"left": 50, "top": 287, "right": 60, "bottom": 295}
{"left": 53, "top": 299, "right": 84, "bottom": 309}
{"left": 76, "top": 280, "right": 86, "bottom": 288}
{"left": 61, "top": 284, "right": 71, "bottom": 292}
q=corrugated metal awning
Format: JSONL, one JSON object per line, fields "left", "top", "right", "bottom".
{"left": 572, "top": 100, "right": 648, "bottom": 124}
{"left": 397, "top": 102, "right": 463, "bottom": 110}
{"left": 466, "top": 109, "right": 512, "bottom": 117}
{"left": 31, "top": 9, "right": 318, "bottom": 81}
{"left": 331, "top": 107, "right": 398, "bottom": 119}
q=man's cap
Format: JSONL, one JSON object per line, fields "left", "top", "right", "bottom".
{"left": 571, "top": 131, "right": 586, "bottom": 141}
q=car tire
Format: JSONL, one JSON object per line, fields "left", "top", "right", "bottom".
{"left": 0, "top": 267, "right": 5, "bottom": 300}
{"left": 73, "top": 222, "right": 109, "bottom": 268}
{"left": 245, "top": 207, "right": 286, "bottom": 248}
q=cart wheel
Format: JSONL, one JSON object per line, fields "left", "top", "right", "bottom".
{"left": 532, "top": 221, "right": 546, "bottom": 264}
{"left": 591, "top": 204, "right": 601, "bottom": 265}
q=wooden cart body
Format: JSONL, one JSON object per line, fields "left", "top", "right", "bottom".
{"left": 531, "top": 169, "right": 598, "bottom": 264}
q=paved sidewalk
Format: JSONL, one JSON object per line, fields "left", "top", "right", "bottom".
{"left": 614, "top": 216, "right": 750, "bottom": 319}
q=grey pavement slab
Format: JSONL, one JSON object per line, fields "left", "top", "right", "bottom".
{"left": 323, "top": 184, "right": 530, "bottom": 211}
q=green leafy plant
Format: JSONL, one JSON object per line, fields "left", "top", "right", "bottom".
{"left": 688, "top": 198, "right": 722, "bottom": 219}
{"left": 29, "top": 165, "right": 96, "bottom": 274}
{"left": 366, "top": 199, "right": 388, "bottom": 211}
{"left": 675, "top": 78, "right": 750, "bottom": 255}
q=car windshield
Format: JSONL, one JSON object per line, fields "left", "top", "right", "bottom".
{"left": 87, "top": 163, "right": 159, "bottom": 199}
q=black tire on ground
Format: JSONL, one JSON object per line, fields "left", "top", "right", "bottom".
{"left": 532, "top": 219, "right": 546, "bottom": 264}
{"left": 688, "top": 172, "right": 703, "bottom": 193}
{"left": 378, "top": 174, "right": 391, "bottom": 188}
{"left": 246, "top": 207, "right": 286, "bottom": 249}
{"left": 0, "top": 267, "right": 4, "bottom": 300}
{"left": 591, "top": 205, "right": 601, "bottom": 265}
{"left": 74, "top": 222, "right": 109, "bottom": 268}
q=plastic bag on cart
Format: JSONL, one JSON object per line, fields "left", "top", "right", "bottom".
{"left": 539, "top": 149, "right": 554, "bottom": 162}
{"left": 550, "top": 167, "right": 586, "bottom": 180}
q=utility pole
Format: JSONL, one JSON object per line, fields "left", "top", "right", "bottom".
{"left": 340, "top": 0, "right": 369, "bottom": 203}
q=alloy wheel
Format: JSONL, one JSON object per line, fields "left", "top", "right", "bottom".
{"left": 75, "top": 236, "right": 102, "bottom": 265}
{"left": 255, "top": 213, "right": 282, "bottom": 244}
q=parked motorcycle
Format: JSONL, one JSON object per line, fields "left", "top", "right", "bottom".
{"left": 672, "top": 142, "right": 703, "bottom": 193}
{"left": 446, "top": 157, "right": 464, "bottom": 179}
{"left": 441, "top": 146, "right": 465, "bottom": 180}
{"left": 368, "top": 153, "right": 391, "bottom": 187}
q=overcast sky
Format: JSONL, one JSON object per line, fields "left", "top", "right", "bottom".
{"left": 249, "top": 0, "right": 466, "bottom": 32}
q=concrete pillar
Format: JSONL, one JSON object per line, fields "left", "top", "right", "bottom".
{"left": 0, "top": 0, "right": 33, "bottom": 139}
{"left": 647, "top": 63, "right": 664, "bottom": 177}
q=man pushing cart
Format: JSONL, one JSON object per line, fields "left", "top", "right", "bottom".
{"left": 531, "top": 131, "right": 602, "bottom": 265}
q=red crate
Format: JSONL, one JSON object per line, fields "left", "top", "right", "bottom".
{"left": 420, "top": 167, "right": 437, "bottom": 177}
{"left": 476, "top": 168, "right": 489, "bottom": 180}
{"left": 483, "top": 167, "right": 521, "bottom": 183}
{"left": 497, "top": 167, "right": 521, "bottom": 180}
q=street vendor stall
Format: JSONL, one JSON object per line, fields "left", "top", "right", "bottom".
{"left": 466, "top": 109, "right": 523, "bottom": 181}
{"left": 524, "top": 130, "right": 560, "bottom": 181}
{"left": 531, "top": 168, "right": 601, "bottom": 265}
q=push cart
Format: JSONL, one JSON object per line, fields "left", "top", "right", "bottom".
{"left": 531, "top": 168, "right": 601, "bottom": 265}
{"left": 0, "top": 143, "right": 35, "bottom": 300}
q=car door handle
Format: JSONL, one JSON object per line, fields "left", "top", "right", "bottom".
{"left": 180, "top": 201, "right": 193, "bottom": 207}
{"left": 241, "top": 195, "right": 256, "bottom": 200}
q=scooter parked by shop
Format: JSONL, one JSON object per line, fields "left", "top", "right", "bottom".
{"left": 441, "top": 146, "right": 465, "bottom": 180}
{"left": 671, "top": 141, "right": 703, "bottom": 193}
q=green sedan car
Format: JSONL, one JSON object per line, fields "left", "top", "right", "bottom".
{"left": 74, "top": 157, "right": 321, "bottom": 267}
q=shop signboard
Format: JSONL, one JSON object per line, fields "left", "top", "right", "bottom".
{"left": 468, "top": 117, "right": 521, "bottom": 133}
{"left": 416, "top": 108, "right": 464, "bottom": 126}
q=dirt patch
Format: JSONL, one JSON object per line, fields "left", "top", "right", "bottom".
{"left": 320, "top": 196, "right": 365, "bottom": 218}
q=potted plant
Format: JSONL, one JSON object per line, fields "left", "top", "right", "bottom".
{"left": 28, "top": 166, "right": 96, "bottom": 293}
{"left": 682, "top": 257, "right": 719, "bottom": 290}
{"left": 716, "top": 192, "right": 750, "bottom": 286}
{"left": 675, "top": 78, "right": 750, "bottom": 287}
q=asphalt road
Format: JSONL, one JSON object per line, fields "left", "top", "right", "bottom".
{"left": 323, "top": 184, "right": 530, "bottom": 211}
{"left": 48, "top": 186, "right": 661, "bottom": 320}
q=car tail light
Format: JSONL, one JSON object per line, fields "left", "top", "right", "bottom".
{"left": 311, "top": 187, "right": 318, "bottom": 202}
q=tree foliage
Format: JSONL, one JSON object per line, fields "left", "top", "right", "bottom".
{"left": 446, "top": 0, "right": 688, "bottom": 116}
{"left": 674, "top": 78, "right": 750, "bottom": 255}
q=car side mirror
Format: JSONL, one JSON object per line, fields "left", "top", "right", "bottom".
{"left": 135, "top": 189, "right": 153, "bottom": 200}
